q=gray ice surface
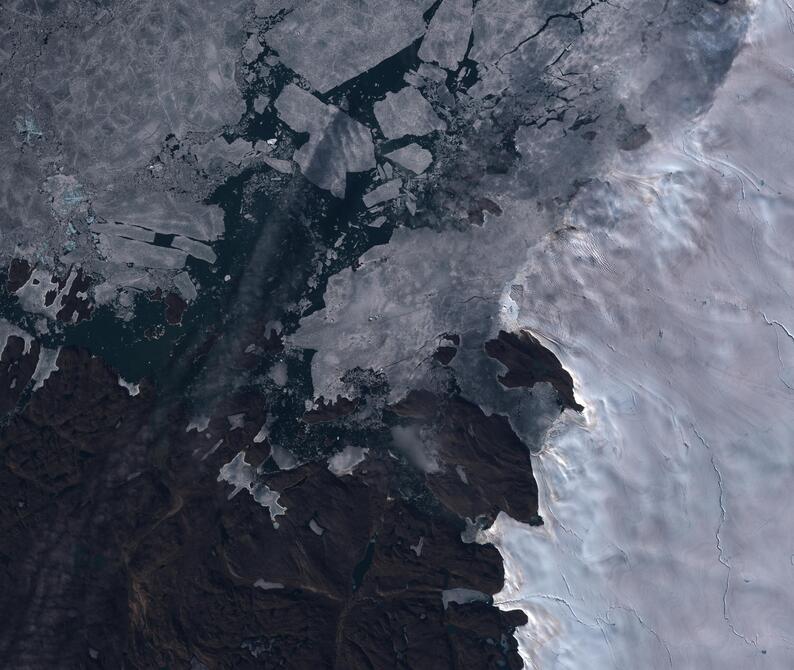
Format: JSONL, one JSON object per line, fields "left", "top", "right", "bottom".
{"left": 391, "top": 425, "right": 440, "bottom": 473}
{"left": 16, "top": 267, "right": 81, "bottom": 320}
{"left": 275, "top": 84, "right": 375, "bottom": 198}
{"left": 441, "top": 588, "right": 490, "bottom": 610}
{"left": 416, "top": 63, "right": 448, "bottom": 82}
{"left": 254, "top": 95, "right": 270, "bottom": 114}
{"left": 264, "top": 0, "right": 433, "bottom": 93}
{"left": 194, "top": 137, "right": 255, "bottom": 168}
{"left": 289, "top": 210, "right": 545, "bottom": 403}
{"left": 227, "top": 414, "right": 246, "bottom": 431}
{"left": 97, "top": 235, "right": 187, "bottom": 270}
{"left": 171, "top": 236, "right": 217, "bottom": 264}
{"left": 91, "top": 270, "right": 157, "bottom": 307}
{"left": 253, "top": 579, "right": 284, "bottom": 590}
{"left": 261, "top": 156, "right": 293, "bottom": 174}
{"left": 117, "top": 377, "right": 141, "bottom": 396}
{"left": 186, "top": 416, "right": 211, "bottom": 433}
{"left": 173, "top": 272, "right": 198, "bottom": 302}
{"left": 362, "top": 179, "right": 402, "bottom": 208}
{"left": 373, "top": 87, "right": 447, "bottom": 140}
{"left": 31, "top": 346, "right": 60, "bottom": 392}
{"left": 0, "top": 321, "right": 33, "bottom": 358}
{"left": 218, "top": 452, "right": 287, "bottom": 526}
{"left": 243, "top": 34, "right": 263, "bottom": 64}
{"left": 470, "top": 0, "right": 555, "bottom": 65}
{"left": 0, "top": 0, "right": 251, "bottom": 311}
{"left": 19, "top": 0, "right": 247, "bottom": 183}
{"left": 268, "top": 361, "right": 288, "bottom": 387}
{"left": 384, "top": 144, "right": 434, "bottom": 175}
{"left": 271, "top": 444, "right": 299, "bottom": 471}
{"left": 327, "top": 446, "right": 369, "bottom": 476}
{"left": 418, "top": 0, "right": 473, "bottom": 70}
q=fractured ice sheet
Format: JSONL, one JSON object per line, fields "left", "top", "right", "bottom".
{"left": 275, "top": 84, "right": 375, "bottom": 198}
{"left": 264, "top": 0, "right": 433, "bottom": 93}
{"left": 384, "top": 143, "right": 434, "bottom": 175}
{"left": 30, "top": 0, "right": 248, "bottom": 182}
{"left": 373, "top": 87, "right": 447, "bottom": 140}
{"left": 470, "top": 0, "right": 559, "bottom": 65}
{"left": 89, "top": 222, "right": 156, "bottom": 243}
{"left": 96, "top": 235, "right": 187, "bottom": 270}
{"left": 92, "top": 191, "right": 224, "bottom": 241}
{"left": 44, "top": 174, "right": 87, "bottom": 219}
{"left": 288, "top": 207, "right": 553, "bottom": 404}
{"left": 418, "top": 0, "right": 473, "bottom": 70}
{"left": 0, "top": 0, "right": 261, "bottom": 311}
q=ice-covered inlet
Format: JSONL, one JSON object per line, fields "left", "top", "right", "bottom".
{"left": 485, "top": 4, "right": 794, "bottom": 667}
{"left": 218, "top": 452, "right": 287, "bottom": 526}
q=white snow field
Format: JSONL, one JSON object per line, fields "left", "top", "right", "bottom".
{"left": 486, "top": 3, "right": 794, "bottom": 667}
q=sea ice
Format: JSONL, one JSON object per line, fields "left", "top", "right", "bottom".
{"left": 373, "top": 87, "right": 447, "bottom": 140}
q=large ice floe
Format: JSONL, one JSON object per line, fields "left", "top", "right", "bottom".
{"left": 264, "top": 0, "right": 435, "bottom": 93}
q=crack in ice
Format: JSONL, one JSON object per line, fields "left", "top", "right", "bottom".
{"left": 693, "top": 427, "right": 758, "bottom": 649}
{"left": 497, "top": 594, "right": 598, "bottom": 630}
{"left": 762, "top": 312, "right": 794, "bottom": 345}
{"left": 605, "top": 604, "right": 673, "bottom": 668}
